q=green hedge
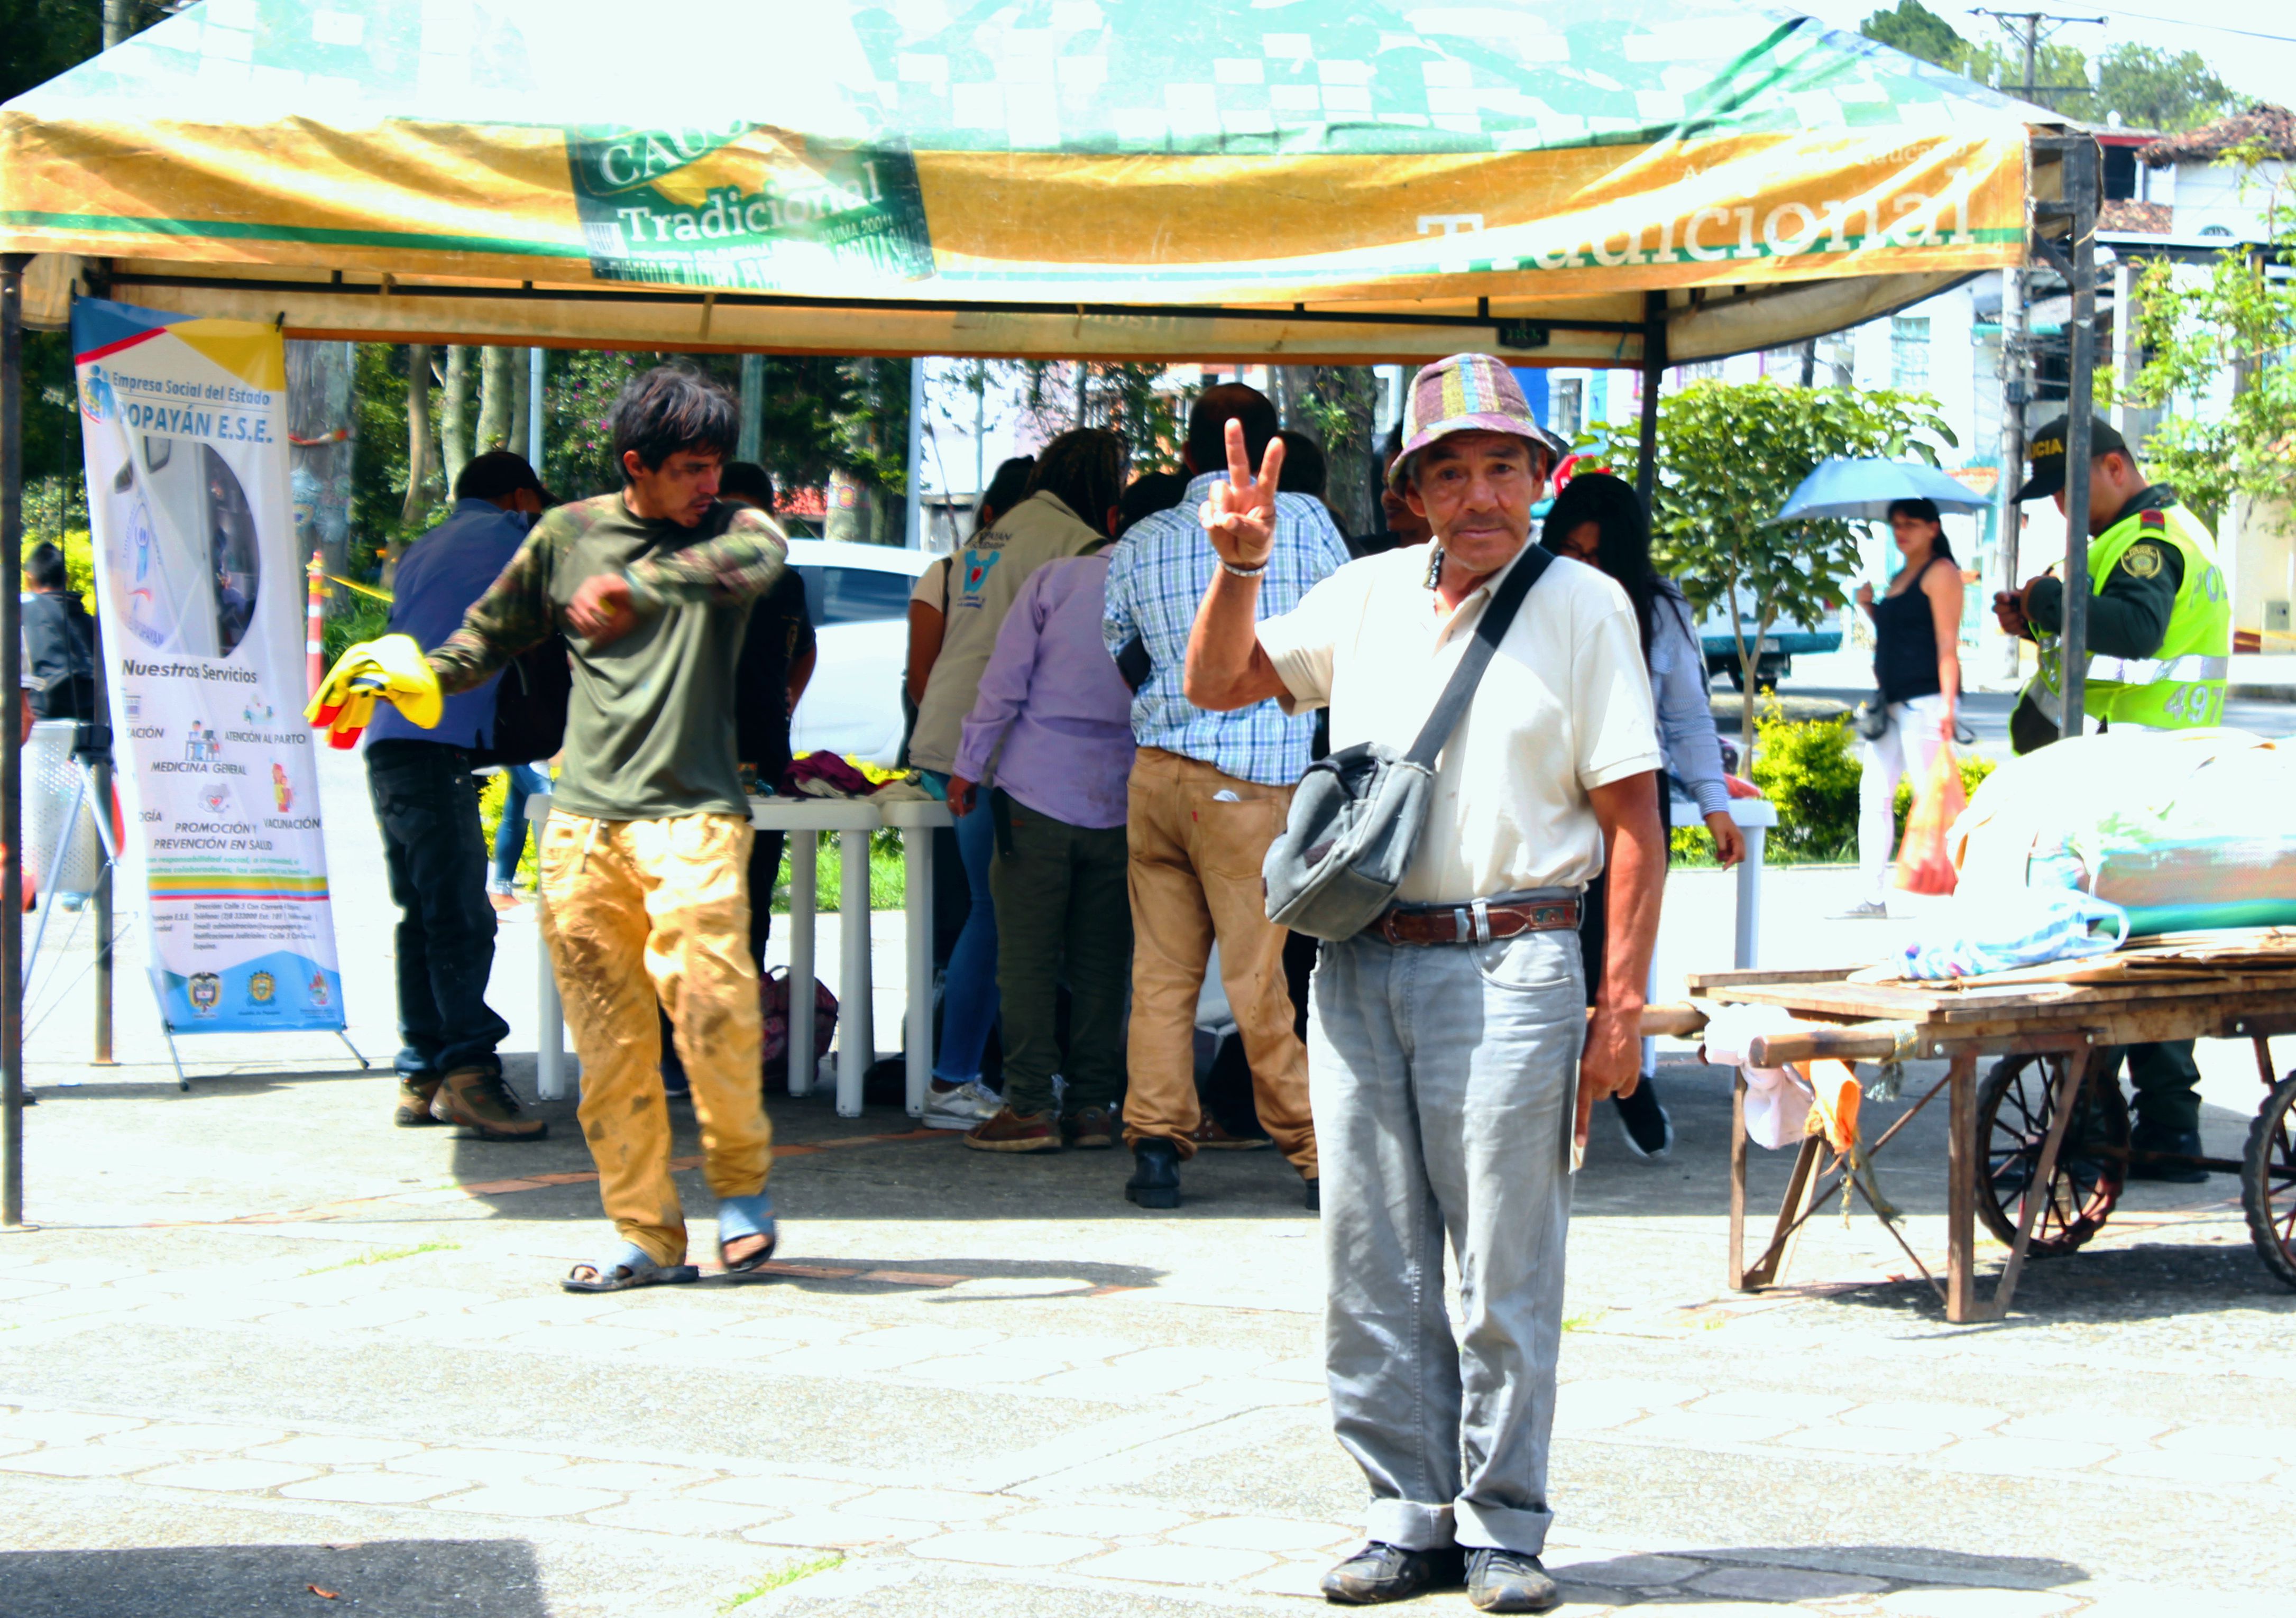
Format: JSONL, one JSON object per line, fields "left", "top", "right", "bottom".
{"left": 1669, "top": 704, "right": 1994, "bottom": 867}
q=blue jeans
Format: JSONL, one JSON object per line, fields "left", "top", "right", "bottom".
{"left": 1311, "top": 927, "right": 1583, "bottom": 1557}
{"left": 368, "top": 741, "right": 511, "bottom": 1080}
{"left": 491, "top": 762, "right": 550, "bottom": 886}
{"left": 926, "top": 773, "right": 999, "bottom": 1086}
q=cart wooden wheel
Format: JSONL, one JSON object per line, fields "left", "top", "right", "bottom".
{"left": 2240, "top": 1074, "right": 2296, "bottom": 1290}
{"left": 1976, "top": 1052, "right": 2128, "bottom": 1257}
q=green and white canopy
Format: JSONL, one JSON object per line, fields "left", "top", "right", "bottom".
{"left": 0, "top": 0, "right": 2065, "bottom": 362}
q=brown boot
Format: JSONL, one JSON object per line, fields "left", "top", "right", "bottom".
{"left": 429, "top": 1068, "right": 547, "bottom": 1141}
{"left": 394, "top": 1076, "right": 444, "bottom": 1128}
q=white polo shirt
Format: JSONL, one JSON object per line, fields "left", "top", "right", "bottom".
{"left": 1256, "top": 541, "right": 1662, "bottom": 903}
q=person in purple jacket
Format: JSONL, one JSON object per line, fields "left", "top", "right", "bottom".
{"left": 947, "top": 546, "right": 1135, "bottom": 1153}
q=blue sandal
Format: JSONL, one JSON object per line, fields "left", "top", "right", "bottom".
{"left": 717, "top": 1192, "right": 778, "bottom": 1279}
{"left": 562, "top": 1242, "right": 700, "bottom": 1294}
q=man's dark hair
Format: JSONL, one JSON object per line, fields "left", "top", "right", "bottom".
{"left": 24, "top": 541, "right": 67, "bottom": 592}
{"left": 454, "top": 449, "right": 545, "bottom": 504}
{"left": 976, "top": 455, "right": 1037, "bottom": 535}
{"left": 1275, "top": 430, "right": 1326, "bottom": 499}
{"left": 1379, "top": 422, "right": 1405, "bottom": 468}
{"left": 1024, "top": 428, "right": 1126, "bottom": 538}
{"left": 1186, "top": 383, "right": 1278, "bottom": 476}
{"left": 719, "top": 461, "right": 775, "bottom": 511}
{"left": 1117, "top": 469, "right": 1190, "bottom": 536}
{"left": 607, "top": 365, "right": 739, "bottom": 482}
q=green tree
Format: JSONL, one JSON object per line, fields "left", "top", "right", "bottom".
{"left": 2124, "top": 141, "right": 2296, "bottom": 518}
{"left": 1588, "top": 381, "right": 1958, "bottom": 754}
{"left": 2092, "top": 45, "right": 2233, "bottom": 135}
{"left": 1859, "top": 1, "right": 1961, "bottom": 70}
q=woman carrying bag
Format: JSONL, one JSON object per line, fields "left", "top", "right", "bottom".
{"left": 1542, "top": 472, "right": 1741, "bottom": 1163}
{"left": 1842, "top": 496, "right": 1963, "bottom": 919}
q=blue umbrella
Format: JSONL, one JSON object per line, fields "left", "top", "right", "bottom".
{"left": 1767, "top": 458, "right": 1992, "bottom": 525}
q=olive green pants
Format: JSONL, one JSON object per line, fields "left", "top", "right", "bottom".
{"left": 538, "top": 811, "right": 770, "bottom": 1266}
{"left": 989, "top": 797, "right": 1132, "bottom": 1120}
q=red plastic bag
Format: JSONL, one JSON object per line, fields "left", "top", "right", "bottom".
{"left": 1895, "top": 740, "right": 1966, "bottom": 895}
{"left": 759, "top": 966, "right": 838, "bottom": 1085}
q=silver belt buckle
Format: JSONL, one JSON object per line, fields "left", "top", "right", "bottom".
{"left": 1471, "top": 898, "right": 1492, "bottom": 945}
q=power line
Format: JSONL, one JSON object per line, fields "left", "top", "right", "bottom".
{"left": 2081, "top": 7, "right": 2296, "bottom": 45}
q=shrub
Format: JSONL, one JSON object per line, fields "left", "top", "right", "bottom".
{"left": 1749, "top": 705, "right": 1862, "bottom": 860}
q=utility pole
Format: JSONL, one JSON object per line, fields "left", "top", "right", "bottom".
{"left": 102, "top": 2, "right": 132, "bottom": 49}
{"left": 1968, "top": 9, "right": 2105, "bottom": 680}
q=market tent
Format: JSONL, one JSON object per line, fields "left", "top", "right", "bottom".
{"left": 0, "top": 0, "right": 2071, "bottom": 366}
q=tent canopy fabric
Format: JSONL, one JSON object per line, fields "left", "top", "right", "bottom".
{"left": 0, "top": 0, "right": 2062, "bottom": 363}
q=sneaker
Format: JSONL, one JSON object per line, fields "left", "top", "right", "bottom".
{"left": 1833, "top": 898, "right": 1890, "bottom": 920}
{"left": 963, "top": 1107, "right": 1060, "bottom": 1153}
{"left": 2127, "top": 1125, "right": 2209, "bottom": 1184}
{"left": 1063, "top": 1106, "right": 1116, "bottom": 1149}
{"left": 1613, "top": 1077, "right": 1673, "bottom": 1162}
{"left": 1188, "top": 1114, "right": 1273, "bottom": 1151}
{"left": 394, "top": 1075, "right": 444, "bottom": 1128}
{"left": 1321, "top": 1542, "right": 1464, "bottom": 1605}
{"left": 1465, "top": 1548, "right": 1560, "bottom": 1613}
{"left": 924, "top": 1079, "right": 1002, "bottom": 1130}
{"left": 487, "top": 889, "right": 523, "bottom": 914}
{"left": 429, "top": 1068, "right": 548, "bottom": 1141}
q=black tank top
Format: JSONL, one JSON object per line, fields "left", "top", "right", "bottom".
{"left": 1873, "top": 553, "right": 1949, "bottom": 705}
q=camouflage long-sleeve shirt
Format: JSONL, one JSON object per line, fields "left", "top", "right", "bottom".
{"left": 430, "top": 492, "right": 791, "bottom": 822}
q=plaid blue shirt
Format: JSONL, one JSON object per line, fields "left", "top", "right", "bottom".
{"left": 1103, "top": 472, "right": 1352, "bottom": 786}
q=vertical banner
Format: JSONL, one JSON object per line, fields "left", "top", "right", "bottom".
{"left": 71, "top": 298, "right": 345, "bottom": 1032}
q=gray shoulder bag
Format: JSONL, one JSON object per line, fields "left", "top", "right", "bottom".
{"left": 1263, "top": 544, "right": 1553, "bottom": 941}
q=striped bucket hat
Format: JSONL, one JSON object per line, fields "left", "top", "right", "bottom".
{"left": 1388, "top": 353, "right": 1563, "bottom": 491}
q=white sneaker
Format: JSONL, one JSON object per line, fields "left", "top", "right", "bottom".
{"left": 923, "top": 1079, "right": 1002, "bottom": 1130}
{"left": 1834, "top": 899, "right": 1890, "bottom": 920}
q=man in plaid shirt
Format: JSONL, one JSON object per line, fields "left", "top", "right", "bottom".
{"left": 1102, "top": 383, "right": 1351, "bottom": 1211}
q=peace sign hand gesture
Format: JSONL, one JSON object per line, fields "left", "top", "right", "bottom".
{"left": 1200, "top": 417, "right": 1286, "bottom": 571}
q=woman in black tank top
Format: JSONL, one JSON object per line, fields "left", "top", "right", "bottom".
{"left": 1842, "top": 498, "right": 1963, "bottom": 917}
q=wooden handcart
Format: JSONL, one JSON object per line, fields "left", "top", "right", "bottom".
{"left": 1677, "top": 933, "right": 2296, "bottom": 1324}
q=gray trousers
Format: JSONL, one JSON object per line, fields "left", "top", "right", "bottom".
{"left": 1310, "top": 928, "right": 1582, "bottom": 1556}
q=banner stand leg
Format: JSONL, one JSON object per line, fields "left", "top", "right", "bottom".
{"left": 335, "top": 1031, "right": 369, "bottom": 1070}
{"left": 161, "top": 1026, "right": 189, "bottom": 1093}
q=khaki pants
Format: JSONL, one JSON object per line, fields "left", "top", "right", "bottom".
{"left": 538, "top": 811, "right": 770, "bottom": 1266}
{"left": 1122, "top": 747, "right": 1315, "bottom": 1173}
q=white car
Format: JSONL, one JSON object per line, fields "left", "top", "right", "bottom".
{"left": 785, "top": 539, "right": 936, "bottom": 768}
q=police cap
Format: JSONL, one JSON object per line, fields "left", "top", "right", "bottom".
{"left": 2013, "top": 415, "right": 2129, "bottom": 503}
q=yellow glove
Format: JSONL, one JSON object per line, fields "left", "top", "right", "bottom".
{"left": 305, "top": 635, "right": 444, "bottom": 749}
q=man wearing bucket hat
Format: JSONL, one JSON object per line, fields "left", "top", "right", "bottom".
{"left": 1995, "top": 415, "right": 2230, "bottom": 1181}
{"left": 1184, "top": 354, "right": 1666, "bottom": 1612}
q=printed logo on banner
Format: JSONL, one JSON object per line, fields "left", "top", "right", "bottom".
{"left": 271, "top": 764, "right": 293, "bottom": 813}
{"left": 308, "top": 971, "right": 331, "bottom": 1009}
{"left": 564, "top": 124, "right": 934, "bottom": 290}
{"left": 188, "top": 973, "right": 222, "bottom": 1015}
{"left": 200, "top": 784, "right": 231, "bottom": 815}
{"left": 249, "top": 971, "right": 276, "bottom": 1006}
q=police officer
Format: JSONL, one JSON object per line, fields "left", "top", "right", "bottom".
{"left": 1995, "top": 416, "right": 2230, "bottom": 1182}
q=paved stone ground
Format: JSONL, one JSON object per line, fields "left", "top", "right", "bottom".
{"left": 11, "top": 753, "right": 2296, "bottom": 1616}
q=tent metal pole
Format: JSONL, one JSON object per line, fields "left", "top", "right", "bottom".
{"left": 91, "top": 617, "right": 113, "bottom": 1064}
{"left": 1634, "top": 291, "right": 1666, "bottom": 509}
{"left": 2, "top": 251, "right": 27, "bottom": 1226}
{"left": 2059, "top": 139, "right": 2099, "bottom": 740}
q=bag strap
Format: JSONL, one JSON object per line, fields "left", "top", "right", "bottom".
{"left": 1401, "top": 543, "right": 1553, "bottom": 769}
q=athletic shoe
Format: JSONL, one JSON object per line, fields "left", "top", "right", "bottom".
{"left": 2127, "top": 1125, "right": 2209, "bottom": 1184}
{"left": 1833, "top": 899, "right": 1890, "bottom": 920}
{"left": 1063, "top": 1106, "right": 1116, "bottom": 1149}
{"left": 394, "top": 1075, "right": 444, "bottom": 1128}
{"left": 430, "top": 1069, "right": 547, "bottom": 1141}
{"left": 963, "top": 1107, "right": 1060, "bottom": 1153}
{"left": 1320, "top": 1543, "right": 1463, "bottom": 1604}
{"left": 1613, "top": 1078, "right": 1674, "bottom": 1162}
{"left": 1465, "top": 1548, "right": 1560, "bottom": 1613}
{"left": 923, "top": 1079, "right": 1002, "bottom": 1130}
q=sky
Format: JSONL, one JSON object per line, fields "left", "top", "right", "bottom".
{"left": 1785, "top": 0, "right": 2296, "bottom": 111}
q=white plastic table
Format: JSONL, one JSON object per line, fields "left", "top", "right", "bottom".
{"left": 526, "top": 793, "right": 887, "bottom": 1116}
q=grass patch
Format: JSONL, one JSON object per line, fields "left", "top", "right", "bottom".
{"left": 301, "top": 1240, "right": 460, "bottom": 1276}
{"left": 721, "top": 1555, "right": 843, "bottom": 1611}
{"left": 1560, "top": 1309, "right": 1611, "bottom": 1333}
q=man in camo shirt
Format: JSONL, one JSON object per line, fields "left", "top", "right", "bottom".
{"left": 425, "top": 365, "right": 788, "bottom": 1293}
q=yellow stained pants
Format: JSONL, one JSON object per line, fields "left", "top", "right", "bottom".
{"left": 537, "top": 811, "right": 770, "bottom": 1266}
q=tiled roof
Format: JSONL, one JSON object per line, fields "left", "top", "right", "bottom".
{"left": 2139, "top": 103, "right": 2296, "bottom": 166}
{"left": 2099, "top": 199, "right": 2173, "bottom": 235}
